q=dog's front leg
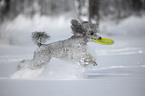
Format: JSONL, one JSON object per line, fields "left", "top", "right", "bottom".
{"left": 79, "top": 53, "right": 97, "bottom": 66}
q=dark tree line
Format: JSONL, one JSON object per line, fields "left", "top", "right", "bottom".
{"left": 0, "top": 0, "right": 145, "bottom": 23}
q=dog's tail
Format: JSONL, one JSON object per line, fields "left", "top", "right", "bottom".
{"left": 32, "top": 32, "right": 50, "bottom": 47}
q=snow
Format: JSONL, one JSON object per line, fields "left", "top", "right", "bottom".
{"left": 0, "top": 15, "right": 145, "bottom": 96}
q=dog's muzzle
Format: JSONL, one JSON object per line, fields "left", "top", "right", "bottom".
{"left": 92, "top": 35, "right": 102, "bottom": 40}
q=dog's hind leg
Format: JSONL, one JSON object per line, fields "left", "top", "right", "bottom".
{"left": 30, "top": 51, "right": 51, "bottom": 69}
{"left": 79, "top": 53, "right": 97, "bottom": 66}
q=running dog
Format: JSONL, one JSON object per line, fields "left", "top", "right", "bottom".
{"left": 20, "top": 19, "right": 101, "bottom": 70}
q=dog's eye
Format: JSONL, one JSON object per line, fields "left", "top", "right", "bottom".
{"left": 90, "top": 32, "right": 94, "bottom": 35}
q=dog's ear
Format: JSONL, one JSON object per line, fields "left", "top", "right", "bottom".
{"left": 70, "top": 19, "right": 82, "bottom": 28}
{"left": 70, "top": 19, "right": 86, "bottom": 36}
{"left": 71, "top": 25, "right": 84, "bottom": 36}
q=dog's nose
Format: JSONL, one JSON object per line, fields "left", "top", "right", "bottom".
{"left": 98, "top": 37, "right": 102, "bottom": 40}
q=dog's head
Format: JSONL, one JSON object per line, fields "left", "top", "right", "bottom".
{"left": 70, "top": 19, "right": 101, "bottom": 41}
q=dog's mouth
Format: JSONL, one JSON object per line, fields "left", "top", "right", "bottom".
{"left": 92, "top": 37, "right": 102, "bottom": 40}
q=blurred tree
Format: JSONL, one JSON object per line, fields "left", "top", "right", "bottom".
{"left": 131, "top": 0, "right": 145, "bottom": 13}
{"left": 0, "top": 0, "right": 11, "bottom": 21}
{"left": 3, "top": 0, "right": 10, "bottom": 14}
{"left": 74, "top": 0, "right": 100, "bottom": 27}
{"left": 89, "top": 0, "right": 100, "bottom": 26}
{"left": 74, "top": 0, "right": 89, "bottom": 21}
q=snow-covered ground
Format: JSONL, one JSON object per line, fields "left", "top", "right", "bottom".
{"left": 0, "top": 15, "right": 145, "bottom": 96}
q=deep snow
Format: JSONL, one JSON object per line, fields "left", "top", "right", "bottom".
{"left": 0, "top": 15, "right": 145, "bottom": 96}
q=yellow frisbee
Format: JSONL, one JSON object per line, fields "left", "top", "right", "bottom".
{"left": 92, "top": 38, "right": 114, "bottom": 45}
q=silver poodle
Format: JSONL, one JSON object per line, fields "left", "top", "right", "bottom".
{"left": 20, "top": 19, "right": 101, "bottom": 70}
